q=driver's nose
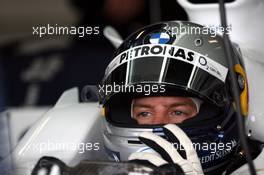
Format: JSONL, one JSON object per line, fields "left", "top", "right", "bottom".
{"left": 151, "top": 113, "right": 170, "bottom": 125}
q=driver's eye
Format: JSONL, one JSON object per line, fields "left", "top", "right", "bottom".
{"left": 170, "top": 110, "right": 185, "bottom": 116}
{"left": 137, "top": 111, "right": 152, "bottom": 118}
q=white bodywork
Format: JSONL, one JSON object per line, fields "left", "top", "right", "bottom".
{"left": 10, "top": 88, "right": 107, "bottom": 174}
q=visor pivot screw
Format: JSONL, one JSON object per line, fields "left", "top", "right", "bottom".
{"left": 237, "top": 74, "right": 245, "bottom": 90}
{"left": 194, "top": 38, "right": 203, "bottom": 47}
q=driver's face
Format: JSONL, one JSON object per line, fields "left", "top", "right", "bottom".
{"left": 132, "top": 96, "right": 198, "bottom": 125}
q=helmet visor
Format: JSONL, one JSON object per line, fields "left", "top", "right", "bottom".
{"left": 101, "top": 44, "right": 229, "bottom": 107}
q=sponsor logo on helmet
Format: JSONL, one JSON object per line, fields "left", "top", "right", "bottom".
{"left": 105, "top": 44, "right": 228, "bottom": 82}
{"left": 149, "top": 32, "right": 170, "bottom": 44}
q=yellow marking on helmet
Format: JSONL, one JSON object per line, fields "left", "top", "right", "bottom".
{"left": 101, "top": 107, "right": 106, "bottom": 117}
{"left": 234, "top": 64, "right": 248, "bottom": 116}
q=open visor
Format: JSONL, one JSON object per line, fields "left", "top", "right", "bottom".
{"left": 100, "top": 44, "right": 229, "bottom": 107}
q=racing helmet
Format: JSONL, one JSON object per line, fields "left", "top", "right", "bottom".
{"left": 99, "top": 21, "right": 248, "bottom": 174}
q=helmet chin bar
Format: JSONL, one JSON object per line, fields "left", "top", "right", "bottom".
{"left": 101, "top": 107, "right": 239, "bottom": 173}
